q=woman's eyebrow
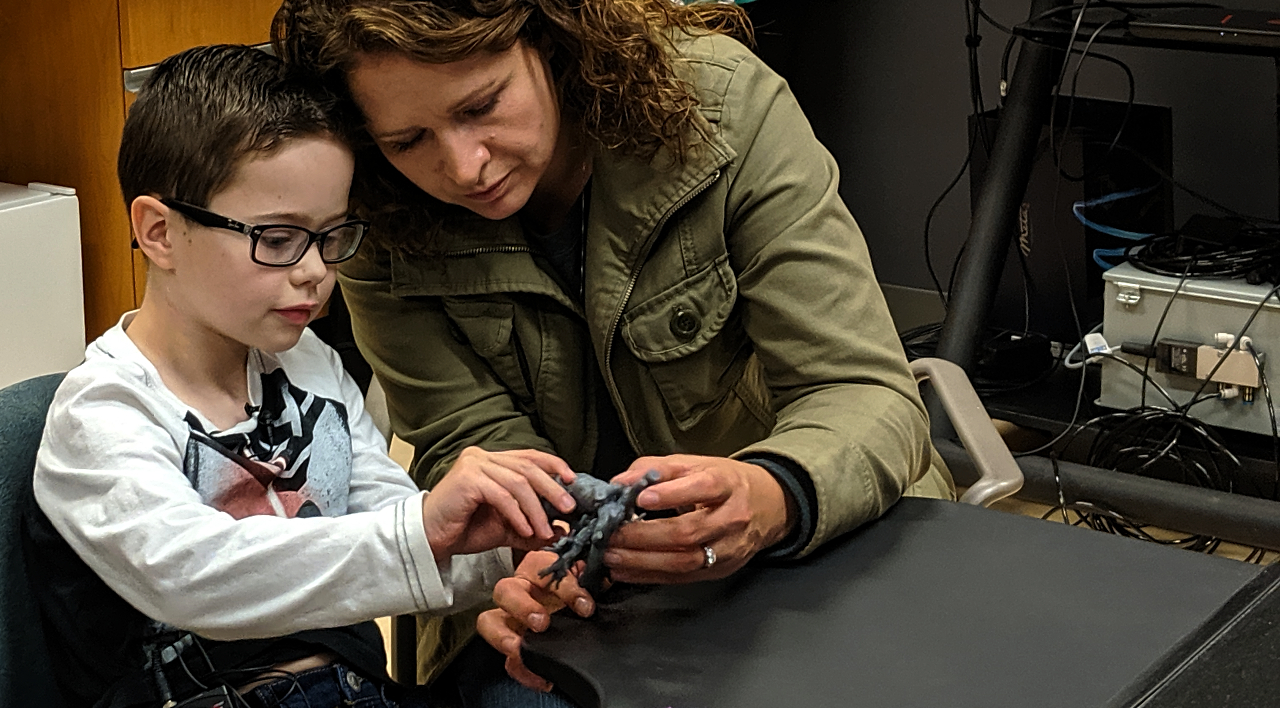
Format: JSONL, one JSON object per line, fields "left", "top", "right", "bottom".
{"left": 447, "top": 75, "right": 511, "bottom": 112}
{"left": 367, "top": 75, "right": 511, "bottom": 139}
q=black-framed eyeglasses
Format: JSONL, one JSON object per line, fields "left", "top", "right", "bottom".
{"left": 159, "top": 198, "right": 369, "bottom": 267}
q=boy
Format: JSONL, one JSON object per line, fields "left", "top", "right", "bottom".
{"left": 27, "top": 44, "right": 577, "bottom": 708}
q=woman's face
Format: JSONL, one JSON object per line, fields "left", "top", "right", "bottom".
{"left": 349, "top": 40, "right": 561, "bottom": 221}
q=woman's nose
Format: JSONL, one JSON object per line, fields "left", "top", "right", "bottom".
{"left": 439, "top": 130, "right": 489, "bottom": 187}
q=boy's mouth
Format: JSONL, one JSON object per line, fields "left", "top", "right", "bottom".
{"left": 274, "top": 305, "right": 316, "bottom": 325}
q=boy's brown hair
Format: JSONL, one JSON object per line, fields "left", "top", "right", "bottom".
{"left": 117, "top": 44, "right": 341, "bottom": 211}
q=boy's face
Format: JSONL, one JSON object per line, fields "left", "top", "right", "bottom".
{"left": 167, "top": 136, "right": 355, "bottom": 353}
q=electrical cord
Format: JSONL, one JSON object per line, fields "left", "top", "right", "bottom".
{"left": 1245, "top": 341, "right": 1280, "bottom": 499}
{"left": 1127, "top": 226, "right": 1280, "bottom": 283}
{"left": 1141, "top": 260, "right": 1193, "bottom": 408}
{"left": 923, "top": 140, "right": 976, "bottom": 307}
{"left": 923, "top": 0, "right": 1003, "bottom": 307}
{"left": 900, "top": 322, "right": 1060, "bottom": 394}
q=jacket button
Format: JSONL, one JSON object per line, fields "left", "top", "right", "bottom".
{"left": 669, "top": 306, "right": 701, "bottom": 340}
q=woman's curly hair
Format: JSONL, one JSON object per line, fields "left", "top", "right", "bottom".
{"left": 271, "top": 0, "right": 752, "bottom": 251}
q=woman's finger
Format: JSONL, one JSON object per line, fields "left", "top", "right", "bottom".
{"left": 492, "top": 576, "right": 561, "bottom": 625}
{"left": 604, "top": 545, "right": 708, "bottom": 576}
{"left": 608, "top": 508, "right": 716, "bottom": 550}
{"left": 506, "top": 652, "right": 553, "bottom": 693}
{"left": 477, "top": 608, "right": 522, "bottom": 656}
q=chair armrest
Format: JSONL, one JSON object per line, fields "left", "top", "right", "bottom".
{"left": 910, "top": 358, "right": 1023, "bottom": 507}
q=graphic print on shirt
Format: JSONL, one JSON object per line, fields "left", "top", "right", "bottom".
{"left": 182, "top": 367, "right": 352, "bottom": 520}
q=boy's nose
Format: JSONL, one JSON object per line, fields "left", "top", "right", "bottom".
{"left": 290, "top": 241, "right": 330, "bottom": 285}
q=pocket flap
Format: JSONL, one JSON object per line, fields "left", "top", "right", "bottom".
{"left": 621, "top": 255, "right": 737, "bottom": 363}
{"left": 443, "top": 300, "right": 514, "bottom": 357}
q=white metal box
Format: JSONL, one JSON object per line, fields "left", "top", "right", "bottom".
{"left": 1100, "top": 262, "right": 1280, "bottom": 435}
{"left": 0, "top": 182, "right": 85, "bottom": 389}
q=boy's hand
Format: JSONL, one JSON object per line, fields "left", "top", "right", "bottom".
{"left": 476, "top": 550, "right": 596, "bottom": 692}
{"left": 422, "top": 447, "right": 577, "bottom": 561}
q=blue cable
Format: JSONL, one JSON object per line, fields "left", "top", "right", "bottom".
{"left": 1074, "top": 185, "right": 1160, "bottom": 270}
{"left": 1072, "top": 184, "right": 1159, "bottom": 241}
{"left": 1093, "top": 247, "right": 1129, "bottom": 269}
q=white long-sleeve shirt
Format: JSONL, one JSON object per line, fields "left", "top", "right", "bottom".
{"left": 34, "top": 313, "right": 511, "bottom": 643}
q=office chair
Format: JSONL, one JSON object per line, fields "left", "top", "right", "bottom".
{"left": 0, "top": 372, "right": 68, "bottom": 708}
{"left": 910, "top": 357, "right": 1023, "bottom": 506}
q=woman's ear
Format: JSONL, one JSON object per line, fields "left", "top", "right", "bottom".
{"left": 130, "top": 195, "right": 178, "bottom": 271}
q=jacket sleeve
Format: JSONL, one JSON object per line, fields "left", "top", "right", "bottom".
{"left": 32, "top": 371, "right": 498, "bottom": 641}
{"left": 338, "top": 244, "right": 556, "bottom": 489}
{"left": 717, "top": 50, "right": 940, "bottom": 555}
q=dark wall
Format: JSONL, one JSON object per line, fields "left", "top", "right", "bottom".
{"left": 746, "top": 0, "right": 1279, "bottom": 293}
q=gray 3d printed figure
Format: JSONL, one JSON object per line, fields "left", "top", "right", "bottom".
{"left": 539, "top": 470, "right": 661, "bottom": 594}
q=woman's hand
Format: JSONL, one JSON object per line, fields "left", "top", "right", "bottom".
{"left": 605, "top": 455, "right": 796, "bottom": 583}
{"left": 477, "top": 550, "right": 596, "bottom": 691}
{"left": 421, "top": 447, "right": 577, "bottom": 561}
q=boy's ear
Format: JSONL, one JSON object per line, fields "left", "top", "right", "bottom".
{"left": 130, "top": 195, "right": 177, "bottom": 270}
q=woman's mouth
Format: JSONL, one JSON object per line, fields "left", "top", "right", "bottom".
{"left": 465, "top": 173, "right": 510, "bottom": 203}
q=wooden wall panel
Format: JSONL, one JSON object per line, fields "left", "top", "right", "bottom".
{"left": 119, "top": 0, "right": 280, "bottom": 68}
{"left": 0, "top": 0, "right": 133, "bottom": 340}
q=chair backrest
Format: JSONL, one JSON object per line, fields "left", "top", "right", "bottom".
{"left": 0, "top": 373, "right": 68, "bottom": 708}
{"left": 909, "top": 358, "right": 1023, "bottom": 507}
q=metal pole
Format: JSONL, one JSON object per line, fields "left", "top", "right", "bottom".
{"left": 937, "top": 440, "right": 1280, "bottom": 551}
{"left": 933, "top": 0, "right": 1071, "bottom": 371}
{"left": 927, "top": 0, "right": 1071, "bottom": 439}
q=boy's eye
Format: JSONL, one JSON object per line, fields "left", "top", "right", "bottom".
{"left": 259, "top": 229, "right": 303, "bottom": 250}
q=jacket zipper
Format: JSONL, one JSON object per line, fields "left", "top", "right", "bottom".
{"left": 602, "top": 168, "right": 722, "bottom": 452}
{"left": 442, "top": 242, "right": 584, "bottom": 316}
{"left": 444, "top": 244, "right": 532, "bottom": 257}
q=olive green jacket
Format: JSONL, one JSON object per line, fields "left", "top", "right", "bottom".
{"left": 340, "top": 33, "right": 953, "bottom": 679}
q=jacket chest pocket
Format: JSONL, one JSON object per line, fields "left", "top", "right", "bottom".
{"left": 442, "top": 300, "right": 538, "bottom": 413}
{"left": 620, "top": 254, "right": 750, "bottom": 431}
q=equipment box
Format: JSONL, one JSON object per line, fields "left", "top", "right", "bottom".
{"left": 1100, "top": 262, "right": 1280, "bottom": 436}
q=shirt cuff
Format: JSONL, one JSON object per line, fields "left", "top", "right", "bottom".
{"left": 397, "top": 491, "right": 450, "bottom": 610}
{"left": 742, "top": 454, "right": 817, "bottom": 560}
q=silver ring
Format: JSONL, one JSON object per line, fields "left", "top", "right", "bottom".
{"left": 702, "top": 545, "right": 717, "bottom": 569}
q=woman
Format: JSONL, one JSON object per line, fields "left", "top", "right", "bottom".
{"left": 273, "top": 0, "right": 953, "bottom": 696}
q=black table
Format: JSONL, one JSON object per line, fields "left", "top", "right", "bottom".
{"left": 523, "top": 498, "right": 1264, "bottom": 708}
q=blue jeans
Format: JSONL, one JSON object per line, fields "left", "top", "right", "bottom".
{"left": 242, "top": 663, "right": 413, "bottom": 707}
{"left": 241, "top": 646, "right": 577, "bottom": 708}
{"left": 450, "top": 637, "right": 578, "bottom": 708}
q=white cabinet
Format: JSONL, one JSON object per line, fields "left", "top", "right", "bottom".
{"left": 0, "top": 182, "right": 85, "bottom": 387}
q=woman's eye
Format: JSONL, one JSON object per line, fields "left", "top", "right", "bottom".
{"left": 461, "top": 97, "right": 498, "bottom": 119}
{"left": 389, "top": 131, "right": 424, "bottom": 153}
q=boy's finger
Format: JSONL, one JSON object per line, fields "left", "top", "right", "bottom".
{"left": 483, "top": 462, "right": 556, "bottom": 539}
{"left": 475, "top": 476, "right": 535, "bottom": 538}
{"left": 506, "top": 457, "right": 575, "bottom": 514}
{"left": 511, "top": 449, "right": 577, "bottom": 484}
